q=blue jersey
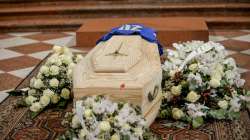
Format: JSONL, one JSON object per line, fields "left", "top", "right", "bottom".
{"left": 96, "top": 24, "right": 163, "bottom": 55}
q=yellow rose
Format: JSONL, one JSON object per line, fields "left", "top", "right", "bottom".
{"left": 40, "top": 95, "right": 50, "bottom": 107}
{"left": 171, "top": 85, "right": 182, "bottom": 96}
{"left": 60, "top": 88, "right": 70, "bottom": 99}
{"left": 188, "top": 63, "right": 198, "bottom": 72}
{"left": 218, "top": 100, "right": 228, "bottom": 109}
{"left": 51, "top": 94, "right": 60, "bottom": 104}
{"left": 172, "top": 108, "right": 184, "bottom": 120}
{"left": 30, "top": 102, "right": 42, "bottom": 112}
{"left": 25, "top": 95, "right": 37, "bottom": 105}
{"left": 84, "top": 109, "right": 92, "bottom": 118}
{"left": 186, "top": 91, "right": 200, "bottom": 103}
{"left": 209, "top": 78, "right": 221, "bottom": 88}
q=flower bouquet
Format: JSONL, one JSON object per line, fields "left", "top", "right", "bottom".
{"left": 9, "top": 46, "right": 84, "bottom": 118}
{"left": 160, "top": 41, "right": 250, "bottom": 128}
{"left": 57, "top": 96, "right": 158, "bottom": 140}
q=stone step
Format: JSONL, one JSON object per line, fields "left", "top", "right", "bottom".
{"left": 0, "top": 16, "right": 250, "bottom": 32}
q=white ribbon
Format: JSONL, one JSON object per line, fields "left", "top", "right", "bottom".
{"left": 178, "top": 43, "right": 213, "bottom": 71}
{"left": 75, "top": 100, "right": 85, "bottom": 128}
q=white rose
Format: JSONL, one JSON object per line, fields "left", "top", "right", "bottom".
{"left": 53, "top": 45, "right": 63, "bottom": 53}
{"left": 49, "top": 65, "right": 59, "bottom": 76}
{"left": 49, "top": 78, "right": 59, "bottom": 88}
{"left": 76, "top": 54, "right": 83, "bottom": 63}
{"left": 218, "top": 100, "right": 228, "bottom": 109}
{"left": 186, "top": 91, "right": 200, "bottom": 103}
{"left": 43, "top": 89, "right": 54, "bottom": 98}
{"left": 78, "top": 129, "right": 87, "bottom": 140}
{"left": 28, "top": 89, "right": 36, "bottom": 96}
{"left": 99, "top": 121, "right": 111, "bottom": 131}
{"left": 211, "top": 71, "right": 222, "bottom": 80}
{"left": 40, "top": 65, "right": 49, "bottom": 75}
{"left": 172, "top": 108, "right": 184, "bottom": 120}
{"left": 30, "top": 102, "right": 42, "bottom": 112}
{"left": 48, "top": 55, "right": 62, "bottom": 66}
{"left": 61, "top": 55, "right": 72, "bottom": 65}
{"left": 216, "top": 64, "right": 224, "bottom": 74}
{"left": 111, "top": 133, "right": 120, "bottom": 140}
{"left": 84, "top": 109, "right": 92, "bottom": 118}
{"left": 171, "top": 85, "right": 182, "bottom": 96}
{"left": 25, "top": 96, "right": 37, "bottom": 105}
{"left": 67, "top": 69, "right": 73, "bottom": 79}
{"left": 188, "top": 63, "right": 198, "bottom": 72}
{"left": 40, "top": 95, "right": 50, "bottom": 107}
{"left": 60, "top": 88, "right": 70, "bottom": 99}
{"left": 51, "top": 94, "right": 60, "bottom": 104}
{"left": 71, "top": 115, "right": 81, "bottom": 128}
{"left": 34, "top": 79, "right": 44, "bottom": 89}
{"left": 209, "top": 78, "right": 221, "bottom": 88}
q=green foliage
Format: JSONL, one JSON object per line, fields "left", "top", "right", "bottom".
{"left": 208, "top": 109, "right": 226, "bottom": 120}
{"left": 192, "top": 117, "right": 204, "bottom": 128}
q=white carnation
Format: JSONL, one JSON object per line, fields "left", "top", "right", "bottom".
{"left": 49, "top": 65, "right": 59, "bottom": 76}
{"left": 40, "top": 65, "right": 49, "bottom": 75}
{"left": 49, "top": 78, "right": 59, "bottom": 88}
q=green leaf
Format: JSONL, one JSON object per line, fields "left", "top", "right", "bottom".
{"left": 192, "top": 117, "right": 204, "bottom": 128}
{"left": 7, "top": 89, "right": 25, "bottom": 96}
{"left": 209, "top": 109, "right": 226, "bottom": 120}
{"left": 30, "top": 108, "right": 44, "bottom": 119}
{"left": 227, "top": 111, "right": 240, "bottom": 120}
{"left": 57, "top": 99, "right": 68, "bottom": 109}
{"left": 121, "top": 134, "right": 130, "bottom": 140}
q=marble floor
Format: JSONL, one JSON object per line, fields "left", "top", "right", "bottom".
{"left": 0, "top": 30, "right": 250, "bottom": 103}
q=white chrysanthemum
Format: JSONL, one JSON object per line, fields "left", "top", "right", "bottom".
{"left": 30, "top": 102, "right": 42, "bottom": 112}
{"left": 186, "top": 103, "right": 208, "bottom": 118}
{"left": 49, "top": 78, "right": 59, "bottom": 88}
{"left": 25, "top": 95, "right": 37, "bottom": 105}
{"left": 49, "top": 65, "right": 59, "bottom": 76}
{"left": 40, "top": 95, "right": 50, "bottom": 107}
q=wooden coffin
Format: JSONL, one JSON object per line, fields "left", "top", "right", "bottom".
{"left": 73, "top": 35, "right": 162, "bottom": 126}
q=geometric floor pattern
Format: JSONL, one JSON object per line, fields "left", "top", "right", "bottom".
{"left": 0, "top": 30, "right": 250, "bottom": 103}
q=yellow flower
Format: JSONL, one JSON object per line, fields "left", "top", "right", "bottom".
{"left": 172, "top": 108, "right": 184, "bottom": 120}
{"left": 84, "top": 109, "right": 92, "bottom": 118}
{"left": 209, "top": 78, "right": 221, "bottom": 88}
{"left": 188, "top": 63, "right": 198, "bottom": 72}
{"left": 51, "top": 94, "right": 60, "bottom": 104}
{"left": 186, "top": 91, "right": 200, "bottom": 103}
{"left": 111, "top": 133, "right": 120, "bottom": 140}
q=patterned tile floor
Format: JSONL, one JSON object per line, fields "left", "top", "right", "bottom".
{"left": 0, "top": 30, "right": 250, "bottom": 103}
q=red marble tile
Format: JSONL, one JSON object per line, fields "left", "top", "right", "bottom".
{"left": 25, "top": 32, "right": 69, "bottom": 41}
{"left": 209, "top": 30, "right": 249, "bottom": 38}
{"left": 230, "top": 53, "right": 250, "bottom": 70}
{"left": 7, "top": 42, "right": 53, "bottom": 54}
{"left": 0, "top": 33, "right": 13, "bottom": 40}
{"left": 218, "top": 39, "right": 250, "bottom": 51}
{"left": 0, "top": 73, "right": 22, "bottom": 91}
{"left": 0, "top": 56, "right": 41, "bottom": 72}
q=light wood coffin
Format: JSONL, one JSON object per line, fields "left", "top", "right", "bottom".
{"left": 73, "top": 35, "right": 162, "bottom": 126}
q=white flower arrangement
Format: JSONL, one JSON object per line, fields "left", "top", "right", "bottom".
{"left": 10, "top": 45, "right": 84, "bottom": 117}
{"left": 160, "top": 41, "right": 250, "bottom": 128}
{"left": 58, "top": 96, "right": 158, "bottom": 140}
